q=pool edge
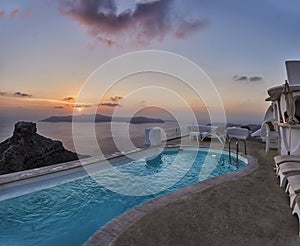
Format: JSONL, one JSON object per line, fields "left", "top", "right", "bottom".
{"left": 84, "top": 150, "right": 258, "bottom": 246}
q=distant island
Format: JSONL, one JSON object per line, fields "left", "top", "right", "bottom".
{"left": 41, "top": 114, "right": 165, "bottom": 124}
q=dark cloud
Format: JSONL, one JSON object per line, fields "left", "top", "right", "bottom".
{"left": 233, "top": 75, "right": 263, "bottom": 82}
{"left": 249, "top": 76, "right": 263, "bottom": 81}
{"left": 53, "top": 106, "right": 64, "bottom": 109}
{"left": 60, "top": 0, "right": 207, "bottom": 46}
{"left": 110, "top": 96, "right": 123, "bottom": 102}
{"left": 63, "top": 97, "right": 75, "bottom": 101}
{"left": 233, "top": 75, "right": 248, "bottom": 81}
{"left": 0, "top": 91, "right": 32, "bottom": 97}
{"left": 174, "top": 19, "right": 208, "bottom": 39}
{"left": 98, "top": 96, "right": 123, "bottom": 107}
{"left": 99, "top": 103, "right": 120, "bottom": 107}
{"left": 73, "top": 104, "right": 91, "bottom": 108}
{"left": 14, "top": 92, "right": 32, "bottom": 97}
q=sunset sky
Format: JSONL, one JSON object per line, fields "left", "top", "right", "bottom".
{"left": 1, "top": 0, "right": 300, "bottom": 124}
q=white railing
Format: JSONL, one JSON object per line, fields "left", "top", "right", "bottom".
{"left": 164, "top": 128, "right": 180, "bottom": 140}
{"left": 145, "top": 127, "right": 189, "bottom": 146}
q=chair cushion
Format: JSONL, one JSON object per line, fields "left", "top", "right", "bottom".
{"left": 287, "top": 175, "right": 300, "bottom": 193}
{"left": 280, "top": 162, "right": 300, "bottom": 174}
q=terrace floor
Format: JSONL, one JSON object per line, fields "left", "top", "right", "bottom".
{"left": 110, "top": 138, "right": 300, "bottom": 246}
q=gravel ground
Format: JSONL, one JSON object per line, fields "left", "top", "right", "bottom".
{"left": 111, "top": 139, "right": 300, "bottom": 246}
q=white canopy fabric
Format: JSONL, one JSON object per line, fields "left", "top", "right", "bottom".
{"left": 284, "top": 80, "right": 299, "bottom": 125}
{"left": 284, "top": 80, "right": 299, "bottom": 155}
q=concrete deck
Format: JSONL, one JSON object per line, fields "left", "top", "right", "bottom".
{"left": 103, "top": 138, "right": 300, "bottom": 246}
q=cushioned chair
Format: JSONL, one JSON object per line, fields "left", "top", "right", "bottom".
{"left": 274, "top": 155, "right": 300, "bottom": 165}
{"left": 286, "top": 175, "right": 300, "bottom": 208}
{"left": 292, "top": 196, "right": 300, "bottom": 236}
{"left": 277, "top": 162, "right": 300, "bottom": 187}
{"left": 274, "top": 155, "right": 300, "bottom": 174}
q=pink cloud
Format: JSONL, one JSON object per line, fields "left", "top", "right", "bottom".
{"left": 10, "top": 8, "right": 19, "bottom": 20}
{"left": 174, "top": 19, "right": 209, "bottom": 39}
{"left": 0, "top": 11, "right": 4, "bottom": 20}
{"left": 21, "top": 9, "right": 34, "bottom": 20}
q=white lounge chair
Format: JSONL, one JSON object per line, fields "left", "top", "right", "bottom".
{"left": 277, "top": 162, "right": 300, "bottom": 187}
{"left": 292, "top": 197, "right": 300, "bottom": 236}
{"left": 274, "top": 155, "right": 300, "bottom": 165}
{"left": 198, "top": 125, "right": 217, "bottom": 138}
{"left": 286, "top": 175, "right": 300, "bottom": 208}
{"left": 274, "top": 155, "right": 300, "bottom": 173}
{"left": 226, "top": 127, "right": 249, "bottom": 140}
{"left": 200, "top": 126, "right": 227, "bottom": 144}
{"left": 189, "top": 132, "right": 200, "bottom": 142}
{"left": 187, "top": 125, "right": 200, "bottom": 133}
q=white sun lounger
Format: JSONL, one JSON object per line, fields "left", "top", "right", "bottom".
{"left": 274, "top": 155, "right": 300, "bottom": 174}
{"left": 292, "top": 198, "right": 300, "bottom": 236}
{"left": 200, "top": 126, "right": 227, "bottom": 144}
{"left": 277, "top": 162, "right": 300, "bottom": 187}
{"left": 286, "top": 175, "right": 300, "bottom": 208}
{"left": 274, "top": 155, "right": 300, "bottom": 165}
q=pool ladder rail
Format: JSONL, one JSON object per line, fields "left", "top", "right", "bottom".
{"left": 226, "top": 127, "right": 249, "bottom": 162}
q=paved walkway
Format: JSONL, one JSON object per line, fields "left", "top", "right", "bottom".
{"left": 111, "top": 139, "right": 300, "bottom": 246}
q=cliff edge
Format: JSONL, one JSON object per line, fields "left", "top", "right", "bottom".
{"left": 0, "top": 122, "right": 82, "bottom": 175}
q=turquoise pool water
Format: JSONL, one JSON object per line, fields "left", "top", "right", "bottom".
{"left": 0, "top": 149, "right": 247, "bottom": 245}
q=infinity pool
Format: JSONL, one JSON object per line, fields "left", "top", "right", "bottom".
{"left": 0, "top": 148, "right": 247, "bottom": 245}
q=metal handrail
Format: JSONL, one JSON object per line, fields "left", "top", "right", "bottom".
{"left": 227, "top": 127, "right": 248, "bottom": 162}
{"left": 228, "top": 137, "right": 247, "bottom": 162}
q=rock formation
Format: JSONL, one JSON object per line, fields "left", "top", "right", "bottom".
{"left": 0, "top": 122, "right": 82, "bottom": 175}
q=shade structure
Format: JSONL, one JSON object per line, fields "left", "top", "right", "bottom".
{"left": 284, "top": 80, "right": 299, "bottom": 155}
{"left": 285, "top": 80, "right": 299, "bottom": 125}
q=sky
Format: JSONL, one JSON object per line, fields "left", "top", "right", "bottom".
{"left": 1, "top": 0, "right": 300, "bottom": 124}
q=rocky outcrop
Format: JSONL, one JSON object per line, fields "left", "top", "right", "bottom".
{"left": 0, "top": 122, "right": 82, "bottom": 175}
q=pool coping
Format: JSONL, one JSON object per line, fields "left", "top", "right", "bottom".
{"left": 0, "top": 144, "right": 200, "bottom": 187}
{"left": 0, "top": 145, "right": 184, "bottom": 200}
{"left": 84, "top": 149, "right": 258, "bottom": 246}
{"left": 0, "top": 146, "right": 164, "bottom": 186}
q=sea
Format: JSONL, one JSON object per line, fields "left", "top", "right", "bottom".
{"left": 0, "top": 121, "right": 180, "bottom": 157}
